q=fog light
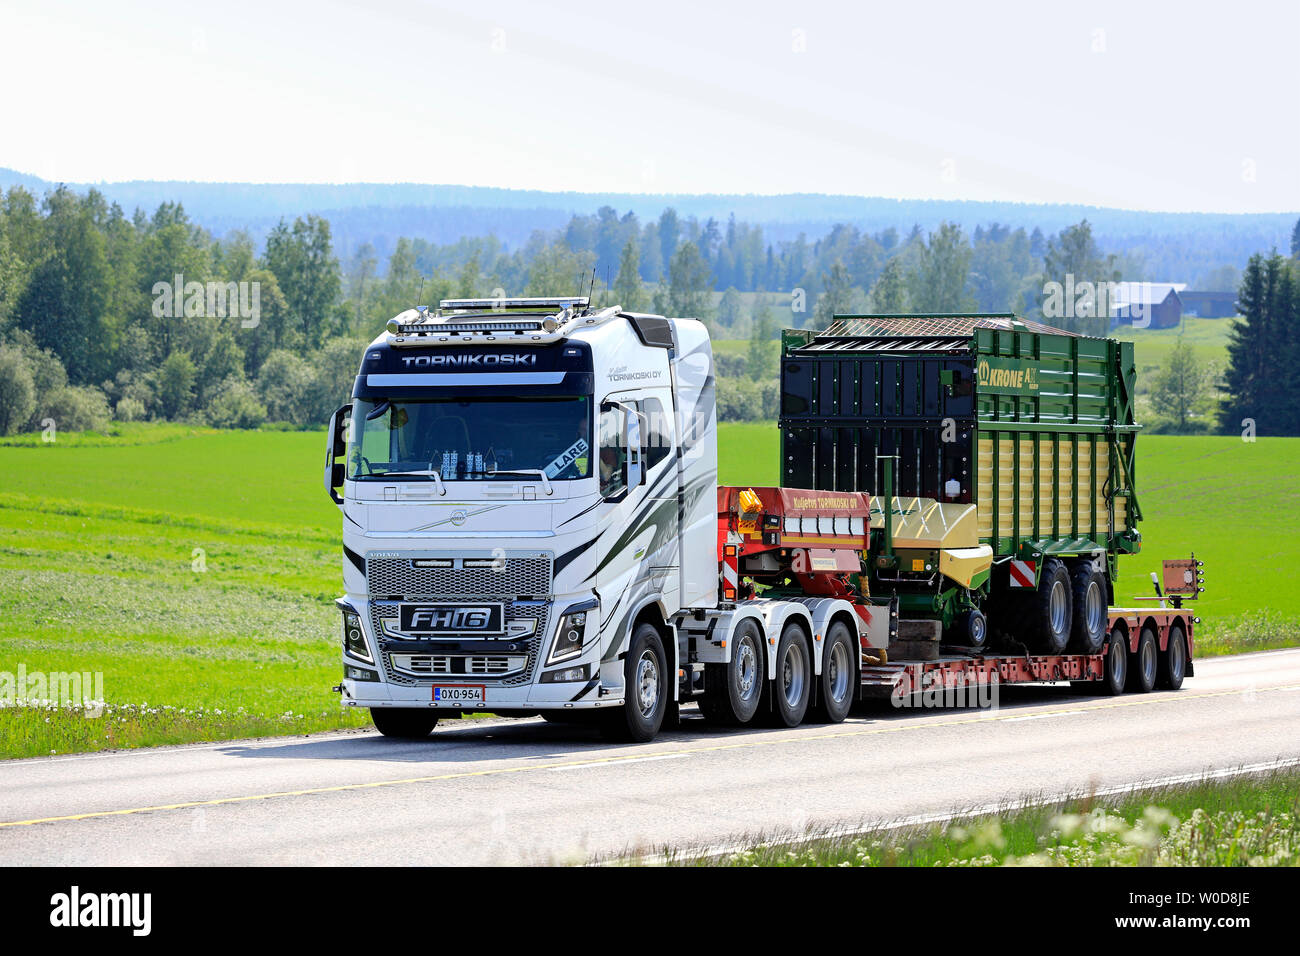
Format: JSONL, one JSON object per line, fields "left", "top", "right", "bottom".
{"left": 540, "top": 664, "right": 589, "bottom": 683}
{"left": 345, "top": 664, "right": 379, "bottom": 682}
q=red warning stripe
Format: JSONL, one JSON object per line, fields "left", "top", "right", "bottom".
{"left": 1008, "top": 559, "right": 1036, "bottom": 588}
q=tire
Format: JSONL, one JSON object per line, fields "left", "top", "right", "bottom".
{"left": 811, "top": 621, "right": 856, "bottom": 723}
{"left": 1024, "top": 558, "right": 1072, "bottom": 654}
{"left": 766, "top": 622, "right": 811, "bottom": 727}
{"left": 602, "top": 622, "right": 669, "bottom": 742}
{"left": 952, "top": 608, "right": 988, "bottom": 650}
{"left": 699, "top": 618, "right": 765, "bottom": 725}
{"left": 1069, "top": 563, "right": 1109, "bottom": 654}
{"left": 1100, "top": 627, "right": 1128, "bottom": 696}
{"left": 1127, "top": 627, "right": 1158, "bottom": 693}
{"left": 370, "top": 708, "right": 439, "bottom": 739}
{"left": 1158, "top": 624, "right": 1188, "bottom": 690}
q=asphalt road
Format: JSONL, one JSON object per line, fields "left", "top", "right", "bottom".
{"left": 2, "top": 648, "right": 1299, "bottom": 865}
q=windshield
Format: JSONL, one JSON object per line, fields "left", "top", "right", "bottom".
{"left": 348, "top": 396, "right": 592, "bottom": 481}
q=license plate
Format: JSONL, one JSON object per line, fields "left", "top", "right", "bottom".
{"left": 433, "top": 685, "right": 486, "bottom": 705}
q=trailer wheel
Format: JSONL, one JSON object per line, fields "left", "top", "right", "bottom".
{"left": 699, "top": 618, "right": 764, "bottom": 725}
{"left": 370, "top": 708, "right": 439, "bottom": 739}
{"left": 811, "top": 621, "right": 856, "bottom": 723}
{"left": 1100, "top": 627, "right": 1127, "bottom": 695}
{"left": 1127, "top": 627, "right": 1158, "bottom": 693}
{"left": 602, "top": 622, "right": 670, "bottom": 742}
{"left": 954, "top": 608, "right": 988, "bottom": 650}
{"left": 1024, "top": 558, "right": 1072, "bottom": 654}
{"left": 766, "top": 622, "right": 811, "bottom": 727}
{"left": 1069, "top": 564, "right": 1108, "bottom": 654}
{"left": 1158, "top": 624, "right": 1188, "bottom": 690}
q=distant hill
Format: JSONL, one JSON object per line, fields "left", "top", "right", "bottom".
{"left": 2, "top": 167, "right": 1294, "bottom": 278}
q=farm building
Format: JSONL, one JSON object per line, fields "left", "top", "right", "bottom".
{"left": 1179, "top": 290, "right": 1238, "bottom": 318}
{"left": 1109, "top": 282, "right": 1185, "bottom": 329}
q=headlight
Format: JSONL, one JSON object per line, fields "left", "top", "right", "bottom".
{"left": 342, "top": 609, "right": 373, "bottom": 663}
{"left": 547, "top": 603, "right": 596, "bottom": 665}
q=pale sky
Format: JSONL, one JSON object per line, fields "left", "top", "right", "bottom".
{"left": 1, "top": 0, "right": 1297, "bottom": 212}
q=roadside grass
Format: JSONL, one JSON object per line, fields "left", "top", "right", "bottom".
{"left": 0, "top": 429, "right": 371, "bottom": 758}
{"left": 651, "top": 768, "right": 1300, "bottom": 867}
{"left": 0, "top": 425, "right": 1294, "bottom": 758}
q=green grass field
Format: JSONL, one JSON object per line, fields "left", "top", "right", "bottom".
{"left": 0, "top": 424, "right": 1294, "bottom": 758}
{"left": 655, "top": 768, "right": 1300, "bottom": 867}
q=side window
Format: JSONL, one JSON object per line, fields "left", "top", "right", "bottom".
{"left": 598, "top": 404, "right": 627, "bottom": 498}
{"left": 640, "top": 397, "right": 672, "bottom": 470}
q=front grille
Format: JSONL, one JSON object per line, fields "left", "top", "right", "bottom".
{"left": 366, "top": 556, "right": 552, "bottom": 599}
{"left": 391, "top": 654, "right": 529, "bottom": 677}
{"left": 369, "top": 601, "right": 550, "bottom": 687}
{"left": 364, "top": 553, "right": 554, "bottom": 687}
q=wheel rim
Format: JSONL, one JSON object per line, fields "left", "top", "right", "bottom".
{"left": 827, "top": 641, "right": 850, "bottom": 703}
{"left": 1049, "top": 579, "right": 1067, "bottom": 635}
{"left": 1110, "top": 637, "right": 1126, "bottom": 684}
{"left": 1086, "top": 581, "right": 1105, "bottom": 636}
{"left": 970, "top": 613, "right": 986, "bottom": 646}
{"left": 1170, "top": 633, "right": 1185, "bottom": 681}
{"left": 782, "top": 639, "right": 806, "bottom": 708}
{"left": 635, "top": 650, "right": 659, "bottom": 718}
{"left": 1141, "top": 638, "right": 1156, "bottom": 685}
{"left": 736, "top": 637, "right": 759, "bottom": 701}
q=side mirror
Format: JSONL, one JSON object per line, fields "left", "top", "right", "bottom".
{"left": 324, "top": 403, "right": 352, "bottom": 506}
{"left": 624, "top": 409, "right": 643, "bottom": 489}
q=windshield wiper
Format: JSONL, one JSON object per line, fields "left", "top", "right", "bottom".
{"left": 368, "top": 468, "right": 446, "bottom": 495}
{"left": 486, "top": 468, "right": 553, "bottom": 496}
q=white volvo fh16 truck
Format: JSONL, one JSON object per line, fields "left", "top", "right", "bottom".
{"left": 325, "top": 297, "right": 890, "bottom": 741}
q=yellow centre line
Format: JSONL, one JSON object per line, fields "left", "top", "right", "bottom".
{"left": 3, "top": 681, "right": 1298, "bottom": 829}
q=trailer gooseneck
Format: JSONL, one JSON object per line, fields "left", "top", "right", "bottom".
{"left": 324, "top": 302, "right": 1197, "bottom": 741}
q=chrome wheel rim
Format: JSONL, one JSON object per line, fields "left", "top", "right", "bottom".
{"left": 1110, "top": 637, "right": 1126, "bottom": 684}
{"left": 1170, "top": 634, "right": 1185, "bottom": 681}
{"left": 1141, "top": 638, "right": 1156, "bottom": 685}
{"left": 736, "top": 637, "right": 759, "bottom": 701}
{"left": 827, "top": 641, "right": 851, "bottom": 702}
{"left": 782, "top": 639, "right": 807, "bottom": 708}
{"left": 635, "top": 650, "right": 659, "bottom": 718}
{"left": 1049, "top": 579, "right": 1067, "bottom": 635}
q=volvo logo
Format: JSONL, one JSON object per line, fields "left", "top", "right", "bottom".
{"left": 451, "top": 509, "right": 467, "bottom": 526}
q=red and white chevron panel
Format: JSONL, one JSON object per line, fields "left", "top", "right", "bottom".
{"left": 1008, "top": 559, "right": 1037, "bottom": 588}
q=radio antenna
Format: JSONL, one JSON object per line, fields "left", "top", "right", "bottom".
{"left": 587, "top": 268, "right": 596, "bottom": 308}
{"left": 416, "top": 276, "right": 426, "bottom": 313}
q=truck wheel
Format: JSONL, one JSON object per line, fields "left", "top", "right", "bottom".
{"left": 699, "top": 618, "right": 764, "bottom": 725}
{"left": 1158, "top": 624, "right": 1188, "bottom": 690}
{"left": 1069, "top": 564, "right": 1109, "bottom": 654}
{"left": 767, "top": 622, "right": 811, "bottom": 727}
{"left": 1100, "top": 627, "right": 1127, "bottom": 695}
{"left": 602, "top": 622, "right": 669, "bottom": 742}
{"left": 811, "top": 621, "right": 856, "bottom": 723}
{"left": 370, "top": 708, "right": 439, "bottom": 739}
{"left": 954, "top": 608, "right": 988, "bottom": 650}
{"left": 1127, "top": 627, "right": 1158, "bottom": 693}
{"left": 1025, "top": 558, "right": 1072, "bottom": 654}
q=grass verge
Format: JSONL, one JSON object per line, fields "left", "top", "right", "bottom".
{"left": 652, "top": 767, "right": 1300, "bottom": 867}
